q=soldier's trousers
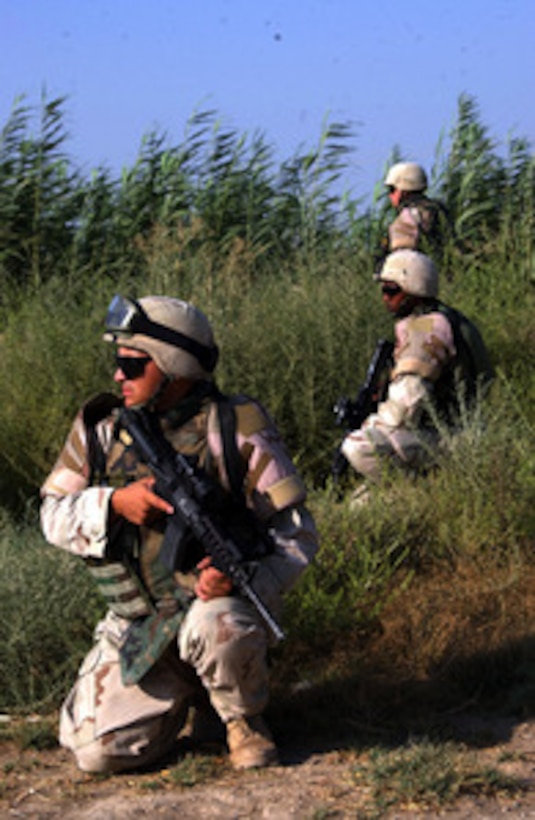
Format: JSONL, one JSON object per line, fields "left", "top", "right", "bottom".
{"left": 342, "top": 423, "right": 440, "bottom": 483}
{"left": 59, "top": 596, "right": 271, "bottom": 773}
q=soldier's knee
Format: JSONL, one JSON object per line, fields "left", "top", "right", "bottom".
{"left": 65, "top": 711, "right": 184, "bottom": 774}
{"left": 341, "top": 434, "right": 380, "bottom": 481}
{"left": 180, "top": 598, "right": 267, "bottom": 671}
{"left": 73, "top": 738, "right": 119, "bottom": 773}
{"left": 219, "top": 618, "right": 267, "bottom": 666}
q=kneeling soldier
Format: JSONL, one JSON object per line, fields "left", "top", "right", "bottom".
{"left": 41, "top": 294, "right": 319, "bottom": 773}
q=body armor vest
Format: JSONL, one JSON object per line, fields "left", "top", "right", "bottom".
{"left": 82, "top": 389, "right": 274, "bottom": 685}
{"left": 85, "top": 395, "right": 213, "bottom": 620}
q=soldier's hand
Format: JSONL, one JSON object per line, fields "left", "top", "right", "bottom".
{"left": 111, "top": 477, "right": 174, "bottom": 526}
{"left": 195, "top": 556, "right": 233, "bottom": 601}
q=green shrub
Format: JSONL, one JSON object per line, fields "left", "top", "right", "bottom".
{"left": 0, "top": 508, "right": 103, "bottom": 710}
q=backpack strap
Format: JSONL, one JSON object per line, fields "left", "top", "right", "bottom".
{"left": 215, "top": 392, "right": 247, "bottom": 502}
{"left": 435, "top": 302, "right": 494, "bottom": 404}
{"left": 82, "top": 392, "right": 122, "bottom": 485}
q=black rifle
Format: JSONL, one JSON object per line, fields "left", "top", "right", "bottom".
{"left": 331, "top": 339, "right": 394, "bottom": 480}
{"left": 119, "top": 407, "right": 285, "bottom": 642}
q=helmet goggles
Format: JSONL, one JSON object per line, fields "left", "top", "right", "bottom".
{"left": 105, "top": 295, "right": 218, "bottom": 373}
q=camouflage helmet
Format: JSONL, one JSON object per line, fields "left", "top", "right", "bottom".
{"left": 384, "top": 162, "right": 428, "bottom": 192}
{"left": 377, "top": 249, "right": 438, "bottom": 298}
{"left": 104, "top": 295, "right": 219, "bottom": 380}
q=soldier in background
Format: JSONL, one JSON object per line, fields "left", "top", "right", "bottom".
{"left": 379, "top": 162, "right": 453, "bottom": 265}
{"left": 41, "top": 294, "right": 318, "bottom": 774}
{"left": 342, "top": 250, "right": 493, "bottom": 497}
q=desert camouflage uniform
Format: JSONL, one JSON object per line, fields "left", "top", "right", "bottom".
{"left": 41, "top": 391, "right": 318, "bottom": 773}
{"left": 342, "top": 306, "right": 458, "bottom": 482}
{"left": 388, "top": 195, "right": 449, "bottom": 258}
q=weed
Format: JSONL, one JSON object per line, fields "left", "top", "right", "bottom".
{"left": 0, "top": 715, "right": 58, "bottom": 751}
{"left": 10, "top": 719, "right": 58, "bottom": 752}
{"left": 139, "top": 778, "right": 166, "bottom": 791}
{"left": 352, "top": 739, "right": 524, "bottom": 814}
{"left": 168, "top": 752, "right": 222, "bottom": 788}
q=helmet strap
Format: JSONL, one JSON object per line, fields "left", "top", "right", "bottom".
{"left": 146, "top": 375, "right": 172, "bottom": 412}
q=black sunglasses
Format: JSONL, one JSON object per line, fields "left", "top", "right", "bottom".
{"left": 115, "top": 354, "right": 152, "bottom": 380}
{"left": 381, "top": 283, "right": 402, "bottom": 297}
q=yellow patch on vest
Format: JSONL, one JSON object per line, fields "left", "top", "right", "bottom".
{"left": 234, "top": 401, "right": 269, "bottom": 437}
{"left": 407, "top": 315, "right": 434, "bottom": 334}
{"left": 266, "top": 474, "right": 306, "bottom": 510}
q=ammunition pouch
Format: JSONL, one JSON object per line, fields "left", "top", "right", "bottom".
{"left": 86, "top": 558, "right": 153, "bottom": 620}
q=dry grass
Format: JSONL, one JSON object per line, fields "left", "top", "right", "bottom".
{"left": 272, "top": 559, "right": 535, "bottom": 741}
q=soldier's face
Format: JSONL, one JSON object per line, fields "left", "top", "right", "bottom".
{"left": 388, "top": 187, "right": 403, "bottom": 208}
{"left": 380, "top": 281, "right": 407, "bottom": 315}
{"left": 113, "top": 346, "right": 166, "bottom": 407}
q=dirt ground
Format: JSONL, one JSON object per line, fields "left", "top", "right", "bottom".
{"left": 3, "top": 566, "right": 534, "bottom": 818}
{"left": 0, "top": 712, "right": 533, "bottom": 818}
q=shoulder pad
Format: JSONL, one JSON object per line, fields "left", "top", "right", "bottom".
{"left": 233, "top": 397, "right": 270, "bottom": 437}
{"left": 405, "top": 314, "right": 436, "bottom": 334}
{"left": 402, "top": 310, "right": 454, "bottom": 343}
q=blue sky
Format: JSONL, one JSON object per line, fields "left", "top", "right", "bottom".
{"left": 1, "top": 0, "right": 533, "bottom": 200}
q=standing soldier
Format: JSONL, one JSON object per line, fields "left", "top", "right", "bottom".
{"left": 41, "top": 294, "right": 319, "bottom": 774}
{"left": 379, "top": 162, "right": 453, "bottom": 265}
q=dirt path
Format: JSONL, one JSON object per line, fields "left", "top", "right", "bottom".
{"left": 2, "top": 717, "right": 534, "bottom": 818}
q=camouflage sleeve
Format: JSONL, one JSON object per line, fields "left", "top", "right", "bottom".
{"left": 40, "top": 411, "right": 115, "bottom": 558}
{"left": 207, "top": 399, "right": 319, "bottom": 598}
{"left": 391, "top": 312, "right": 456, "bottom": 381}
{"left": 249, "top": 502, "right": 318, "bottom": 610}
{"left": 365, "top": 374, "right": 431, "bottom": 429}
{"left": 365, "top": 312, "right": 456, "bottom": 430}
{"left": 388, "top": 207, "right": 420, "bottom": 251}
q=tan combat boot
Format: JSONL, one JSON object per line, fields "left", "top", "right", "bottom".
{"left": 226, "top": 715, "right": 279, "bottom": 770}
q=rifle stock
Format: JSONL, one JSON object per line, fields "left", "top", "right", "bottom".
{"left": 119, "top": 407, "right": 285, "bottom": 641}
